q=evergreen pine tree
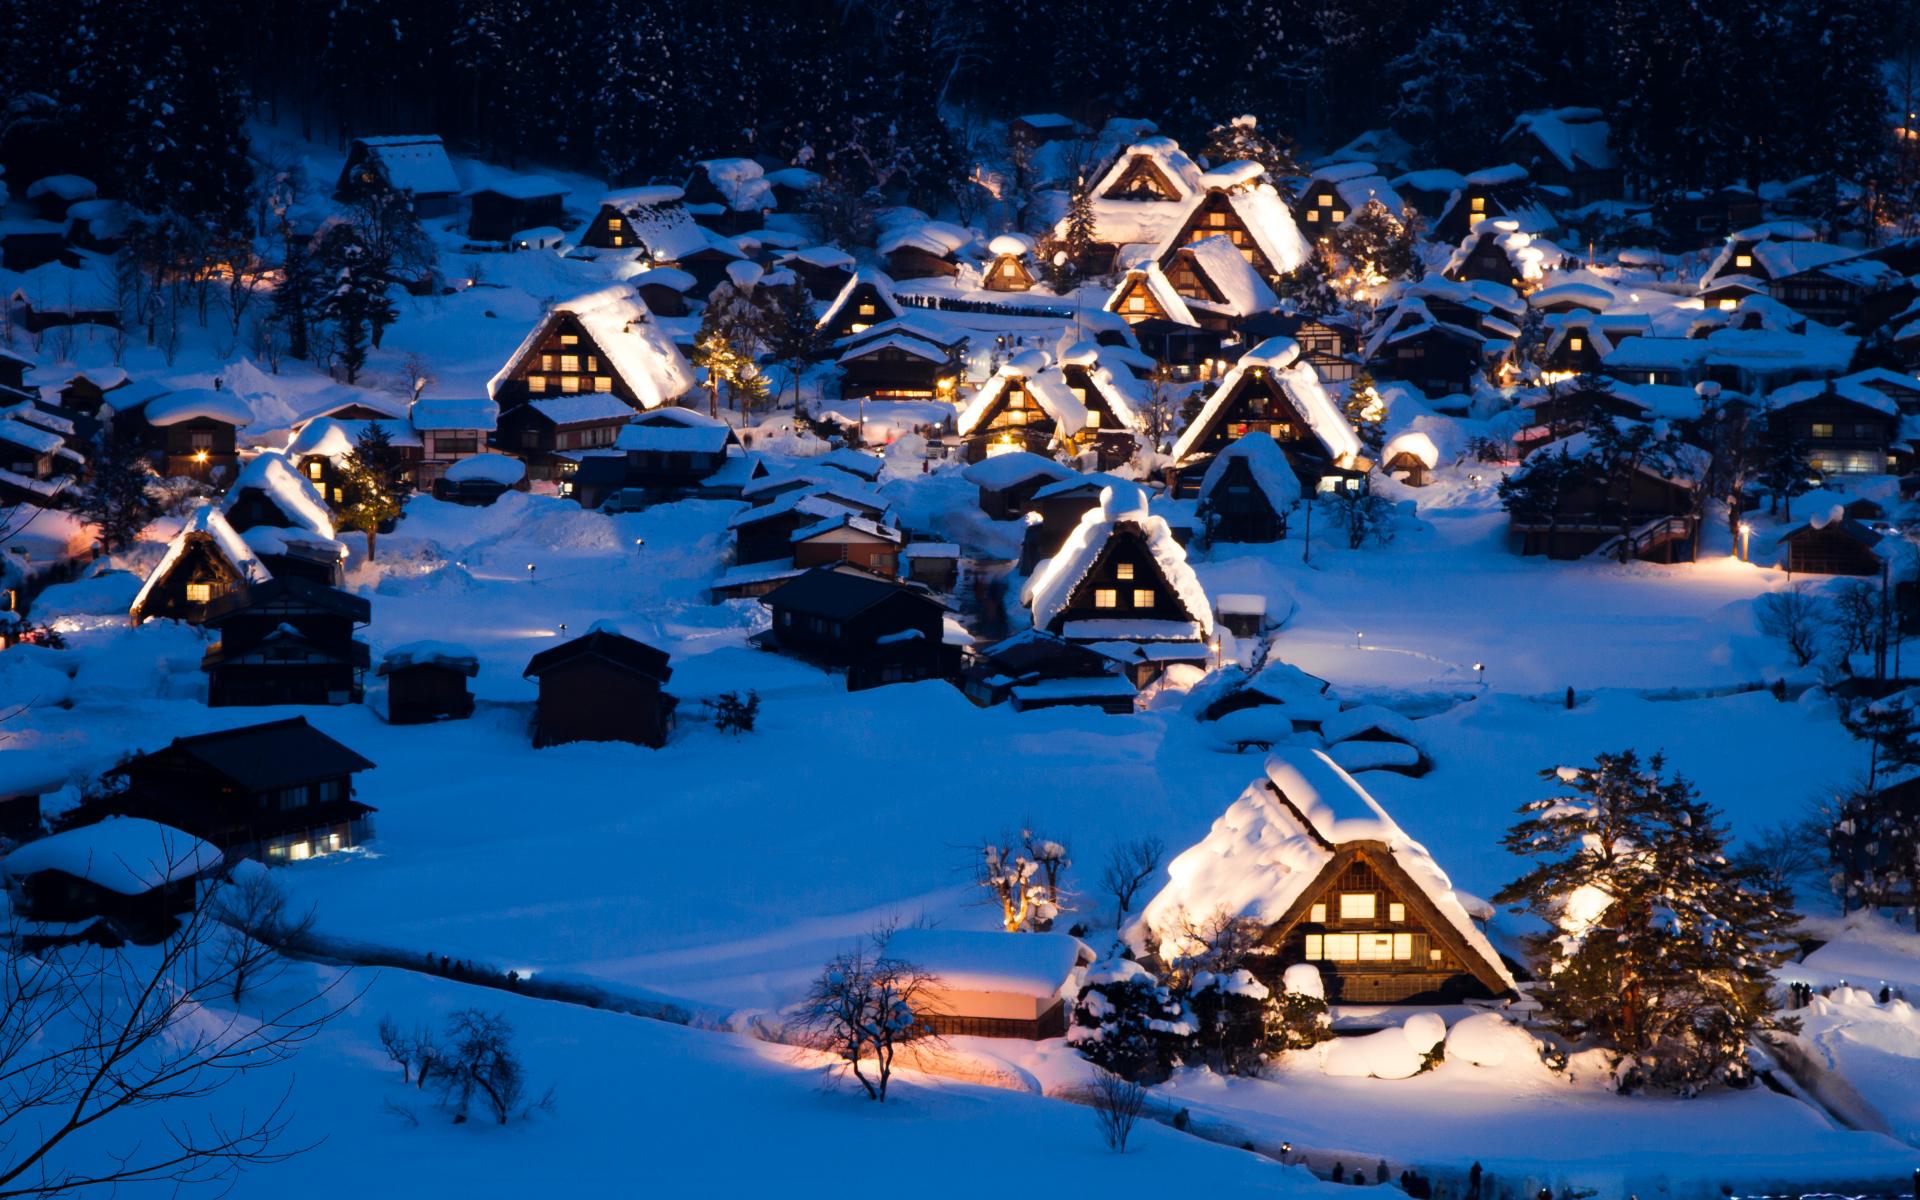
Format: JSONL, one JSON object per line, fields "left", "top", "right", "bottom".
{"left": 335, "top": 421, "right": 412, "bottom": 561}
{"left": 1759, "top": 422, "right": 1818, "bottom": 520}
{"left": 1387, "top": 0, "right": 1543, "bottom": 168}
{"left": 317, "top": 223, "right": 397, "bottom": 384}
{"left": 75, "top": 426, "right": 155, "bottom": 552}
{"left": 1201, "top": 115, "right": 1301, "bottom": 179}
{"left": 1496, "top": 751, "right": 1799, "bottom": 1093}
{"left": 1068, "top": 958, "right": 1191, "bottom": 1084}
{"left": 273, "top": 226, "right": 321, "bottom": 363}
{"left": 1186, "top": 970, "right": 1271, "bottom": 1076}
{"left": 1060, "top": 178, "right": 1099, "bottom": 285}
{"left": 1343, "top": 370, "right": 1387, "bottom": 454}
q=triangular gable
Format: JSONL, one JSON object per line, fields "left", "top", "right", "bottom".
{"left": 1103, "top": 154, "right": 1183, "bottom": 201}
{"left": 1025, "top": 485, "right": 1212, "bottom": 637}
{"left": 1105, "top": 266, "right": 1196, "bottom": 327}
{"left": 818, "top": 271, "right": 902, "bottom": 339}
{"left": 1171, "top": 338, "right": 1362, "bottom": 465}
{"left": 1155, "top": 184, "right": 1310, "bottom": 280}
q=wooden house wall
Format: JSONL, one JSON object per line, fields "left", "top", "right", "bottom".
{"left": 1163, "top": 191, "right": 1273, "bottom": 275}
{"left": 468, "top": 192, "right": 566, "bottom": 242}
{"left": 492, "top": 313, "right": 641, "bottom": 409}
{"left": 1111, "top": 275, "right": 1170, "bottom": 324}
{"left": 116, "top": 757, "right": 366, "bottom": 855}
{"left": 1774, "top": 397, "right": 1896, "bottom": 476}
{"left": 886, "top": 246, "right": 958, "bottom": 281}
{"left": 1254, "top": 848, "right": 1500, "bottom": 1005}
{"left": 1786, "top": 528, "right": 1884, "bottom": 577}
{"left": 793, "top": 531, "right": 898, "bottom": 574}
{"left": 1049, "top": 526, "right": 1191, "bottom": 630}
{"left": 983, "top": 255, "right": 1035, "bottom": 292}
{"left": 144, "top": 417, "right": 238, "bottom": 480}
{"left": 962, "top": 380, "right": 1059, "bottom": 463}
{"left": 1371, "top": 329, "right": 1481, "bottom": 395}
{"left": 840, "top": 348, "right": 947, "bottom": 400}
{"left": 1103, "top": 156, "right": 1182, "bottom": 201}
{"left": 1180, "top": 374, "right": 1319, "bottom": 462}
{"left": 533, "top": 659, "right": 670, "bottom": 748}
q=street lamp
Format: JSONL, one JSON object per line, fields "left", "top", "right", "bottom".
{"left": 1474, "top": 662, "right": 1486, "bottom": 686}
{"left": 526, "top": 563, "right": 536, "bottom": 583}
{"left": 634, "top": 537, "right": 645, "bottom": 551}
{"left": 1738, "top": 522, "right": 1753, "bottom": 563}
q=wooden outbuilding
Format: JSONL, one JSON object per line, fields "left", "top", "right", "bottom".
{"left": 959, "top": 629, "right": 1136, "bottom": 714}
{"left": 758, "top": 564, "right": 953, "bottom": 691}
{"left": 2, "top": 817, "right": 222, "bottom": 947}
{"left": 100, "top": 717, "right": 377, "bottom": 863}
{"left": 466, "top": 176, "right": 569, "bottom": 243}
{"left": 1780, "top": 513, "right": 1886, "bottom": 576}
{"left": 959, "top": 452, "right": 1076, "bottom": 520}
{"left": 982, "top": 234, "right": 1037, "bottom": 292}
{"left": 816, "top": 270, "right": 903, "bottom": 343}
{"left": 887, "top": 928, "right": 1095, "bottom": 1039}
{"left": 836, "top": 320, "right": 965, "bottom": 401}
{"left": 523, "top": 625, "right": 676, "bottom": 749}
{"left": 119, "top": 387, "right": 250, "bottom": 481}
{"left": 376, "top": 642, "right": 479, "bottom": 724}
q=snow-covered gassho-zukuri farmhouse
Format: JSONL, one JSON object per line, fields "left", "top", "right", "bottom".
{"left": 1132, "top": 748, "right": 1516, "bottom": 1006}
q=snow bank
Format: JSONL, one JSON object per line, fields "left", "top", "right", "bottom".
{"left": 143, "top": 388, "right": 252, "bottom": 428}
{"left": 445, "top": 453, "right": 527, "bottom": 486}
{"left": 1444, "top": 1013, "right": 1537, "bottom": 1068}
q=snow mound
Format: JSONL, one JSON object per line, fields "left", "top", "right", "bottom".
{"left": 444, "top": 453, "right": 526, "bottom": 486}
{"left": 1325, "top": 739, "right": 1422, "bottom": 773}
{"left": 144, "top": 388, "right": 251, "bottom": 428}
{"left": 1281, "top": 963, "right": 1324, "bottom": 1000}
{"left": 1323, "top": 1022, "right": 1428, "bottom": 1079}
{"left": 1444, "top": 1013, "right": 1536, "bottom": 1068}
{"left": 2, "top": 816, "right": 221, "bottom": 895}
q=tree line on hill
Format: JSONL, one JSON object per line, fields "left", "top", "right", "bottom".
{"left": 1, "top": 0, "right": 1912, "bottom": 246}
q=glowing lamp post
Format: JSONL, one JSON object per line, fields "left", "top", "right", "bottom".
{"left": 1738, "top": 522, "right": 1753, "bottom": 563}
{"left": 634, "top": 537, "right": 645, "bottom": 551}
{"left": 526, "top": 563, "right": 536, "bottom": 584}
{"left": 1474, "top": 662, "right": 1486, "bottom": 686}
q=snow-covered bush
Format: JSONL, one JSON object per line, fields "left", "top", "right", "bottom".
{"left": 1322, "top": 1013, "right": 1445, "bottom": 1079}
{"left": 1264, "top": 963, "right": 1333, "bottom": 1051}
{"left": 1069, "top": 957, "right": 1192, "bottom": 1083}
{"left": 1187, "top": 968, "right": 1270, "bottom": 1075}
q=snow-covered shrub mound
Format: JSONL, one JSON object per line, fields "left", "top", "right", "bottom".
{"left": 1282, "top": 963, "right": 1324, "bottom": 1000}
{"left": 1444, "top": 1012, "right": 1537, "bottom": 1067}
{"left": 1325, "top": 739, "right": 1421, "bottom": 773}
{"left": 1402, "top": 1012, "right": 1446, "bottom": 1053}
{"left": 0, "top": 653, "right": 72, "bottom": 708}
{"left": 1323, "top": 1022, "right": 1429, "bottom": 1079}
{"left": 26, "top": 569, "right": 141, "bottom": 619}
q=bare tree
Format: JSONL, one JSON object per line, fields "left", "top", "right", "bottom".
{"left": 1734, "top": 815, "right": 1829, "bottom": 901}
{"left": 793, "top": 934, "right": 942, "bottom": 1103}
{"left": 0, "top": 860, "right": 351, "bottom": 1195}
{"left": 1757, "top": 583, "right": 1825, "bottom": 667}
{"left": 213, "top": 868, "right": 317, "bottom": 1001}
{"left": 1100, "top": 837, "right": 1166, "bottom": 927}
{"left": 1830, "top": 579, "right": 1880, "bottom": 661}
{"left": 1159, "top": 907, "right": 1266, "bottom": 989}
{"left": 438, "top": 1010, "right": 525, "bottom": 1126}
{"left": 1088, "top": 1068, "right": 1148, "bottom": 1153}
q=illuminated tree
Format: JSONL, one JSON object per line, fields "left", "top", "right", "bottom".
{"left": 335, "top": 420, "right": 411, "bottom": 560}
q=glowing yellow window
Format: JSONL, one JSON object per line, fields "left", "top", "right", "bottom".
{"left": 1322, "top": 934, "right": 1358, "bottom": 961}
{"left": 1086, "top": 411, "right": 1101, "bottom": 428}
{"left": 1569, "top": 337, "right": 1584, "bottom": 351}
{"left": 1132, "top": 589, "right": 1155, "bottom": 608}
{"left": 1358, "top": 934, "right": 1395, "bottom": 961}
{"left": 1389, "top": 902, "right": 1406, "bottom": 922}
{"left": 540, "top": 354, "right": 556, "bottom": 371}
{"left": 1339, "top": 893, "right": 1377, "bottom": 920}
{"left": 1735, "top": 254, "right": 1753, "bottom": 268}
{"left": 1393, "top": 933, "right": 1414, "bottom": 959}
{"left": 1094, "top": 588, "right": 1118, "bottom": 608}
{"left": 1306, "top": 209, "right": 1320, "bottom": 223}
{"left": 610, "top": 235, "right": 623, "bottom": 247}
{"left": 1126, "top": 294, "right": 1147, "bottom": 312}
{"left": 306, "top": 461, "right": 324, "bottom": 480}
{"left": 561, "top": 355, "right": 580, "bottom": 373}
{"left": 1116, "top": 563, "right": 1134, "bottom": 580}
{"left": 858, "top": 303, "right": 876, "bottom": 316}
{"left": 1309, "top": 902, "right": 1327, "bottom": 923}
{"left": 595, "top": 377, "right": 612, "bottom": 392}
{"left": 185, "top": 583, "right": 212, "bottom": 603}
{"left": 1318, "top": 193, "right": 1333, "bottom": 207}
{"left": 561, "top": 376, "right": 581, "bottom": 393}
{"left": 1305, "top": 934, "right": 1324, "bottom": 958}
{"left": 1470, "top": 196, "right": 1486, "bottom": 212}
{"left": 1000, "top": 262, "right": 1019, "bottom": 278}
{"left": 527, "top": 374, "right": 546, "bottom": 391}
{"left": 1330, "top": 210, "right": 1345, "bottom": 222}
{"left": 1719, "top": 298, "right": 1738, "bottom": 311}
{"left": 561, "top": 334, "right": 579, "bottom": 346}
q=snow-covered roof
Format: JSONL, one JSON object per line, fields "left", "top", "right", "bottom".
{"left": 1132, "top": 750, "right": 1515, "bottom": 993}
{"left": 885, "top": 928, "right": 1089, "bottom": 999}
{"left": 443, "top": 453, "right": 526, "bottom": 486}
{"left": 8, "top": 259, "right": 117, "bottom": 314}
{"left": 409, "top": 397, "right": 498, "bottom": 431}
{"left": 1505, "top": 108, "right": 1615, "bottom": 174}
{"left": 615, "top": 423, "right": 732, "bottom": 453}
{"left": 817, "top": 268, "right": 901, "bottom": 331}
{"left": 1444, "top": 219, "right": 1557, "bottom": 284}
{"left": 692, "top": 159, "right": 773, "bottom": 212}
{"left": 222, "top": 452, "right": 335, "bottom": 539}
{"left": 987, "top": 233, "right": 1035, "bottom": 258}
{"left": 525, "top": 395, "right": 638, "bottom": 425}
{"left": 143, "top": 388, "right": 252, "bottom": 428}
{"left": 1529, "top": 280, "right": 1615, "bottom": 311}
{"left": 130, "top": 506, "right": 270, "bottom": 619}
{"left": 468, "top": 173, "right": 568, "bottom": 200}
{"left": 1702, "top": 235, "right": 1861, "bottom": 289}
{"left": 957, "top": 351, "right": 1089, "bottom": 439}
{"left": 241, "top": 525, "right": 347, "bottom": 562}
{"left": 3, "top": 817, "right": 220, "bottom": 895}
{"left": 1106, "top": 263, "right": 1198, "bottom": 326}
{"left": 601, "top": 185, "right": 684, "bottom": 208}
{"left": 1381, "top": 429, "right": 1441, "bottom": 469}
{"left": 1058, "top": 342, "right": 1149, "bottom": 432}
{"left": 1198, "top": 431, "right": 1302, "bottom": 511}
{"left": 1765, "top": 373, "right": 1901, "bottom": 416}
{"left": 1027, "top": 483, "right": 1212, "bottom": 637}
{"left": 378, "top": 640, "right": 479, "bottom": 675}
{"left": 877, "top": 218, "right": 973, "bottom": 258}
{"left": 960, "top": 451, "right": 1076, "bottom": 492}
{"left": 1158, "top": 179, "right": 1311, "bottom": 277}
{"left": 286, "top": 416, "right": 419, "bottom": 459}
{"left": 614, "top": 194, "right": 706, "bottom": 262}
{"left": 1093, "top": 137, "right": 1204, "bottom": 200}
{"left": 1172, "top": 337, "right": 1361, "bottom": 464}
{"left": 487, "top": 285, "right": 693, "bottom": 409}
{"left": 25, "top": 175, "right": 95, "bottom": 203}
{"left": 1185, "top": 235, "right": 1280, "bottom": 316}
{"left": 837, "top": 332, "right": 949, "bottom": 365}
{"left": 0, "top": 415, "right": 62, "bottom": 455}
{"left": 354, "top": 136, "right": 460, "bottom": 196}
